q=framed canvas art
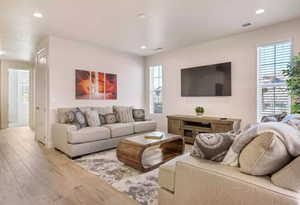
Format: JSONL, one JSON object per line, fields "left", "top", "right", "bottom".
{"left": 105, "top": 73, "right": 117, "bottom": 100}
{"left": 75, "top": 70, "right": 90, "bottom": 99}
{"left": 75, "top": 69, "right": 117, "bottom": 100}
{"left": 90, "top": 71, "right": 105, "bottom": 99}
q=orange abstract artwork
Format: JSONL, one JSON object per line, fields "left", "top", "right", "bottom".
{"left": 105, "top": 73, "right": 117, "bottom": 100}
{"left": 76, "top": 70, "right": 117, "bottom": 100}
{"left": 75, "top": 70, "right": 90, "bottom": 99}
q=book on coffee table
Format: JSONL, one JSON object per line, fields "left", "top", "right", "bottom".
{"left": 144, "top": 131, "right": 164, "bottom": 139}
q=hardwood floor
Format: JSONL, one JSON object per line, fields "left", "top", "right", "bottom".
{"left": 0, "top": 127, "right": 139, "bottom": 205}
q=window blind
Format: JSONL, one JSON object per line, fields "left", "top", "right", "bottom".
{"left": 257, "top": 41, "right": 292, "bottom": 121}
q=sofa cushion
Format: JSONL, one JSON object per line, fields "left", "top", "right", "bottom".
{"left": 133, "top": 121, "right": 157, "bottom": 133}
{"left": 159, "top": 153, "right": 190, "bottom": 192}
{"left": 68, "top": 127, "right": 110, "bottom": 144}
{"left": 271, "top": 156, "right": 300, "bottom": 192}
{"left": 103, "top": 123, "right": 134, "bottom": 138}
{"left": 239, "top": 132, "right": 292, "bottom": 176}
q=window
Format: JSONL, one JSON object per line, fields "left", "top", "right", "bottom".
{"left": 257, "top": 41, "right": 292, "bottom": 121}
{"left": 149, "top": 65, "right": 163, "bottom": 114}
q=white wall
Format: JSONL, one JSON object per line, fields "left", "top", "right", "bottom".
{"left": 145, "top": 18, "right": 300, "bottom": 131}
{"left": 47, "top": 36, "right": 145, "bottom": 147}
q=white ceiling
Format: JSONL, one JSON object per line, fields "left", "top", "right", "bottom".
{"left": 0, "top": 0, "right": 300, "bottom": 61}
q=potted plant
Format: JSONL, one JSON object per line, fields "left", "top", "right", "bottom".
{"left": 283, "top": 52, "right": 300, "bottom": 113}
{"left": 195, "top": 106, "right": 205, "bottom": 116}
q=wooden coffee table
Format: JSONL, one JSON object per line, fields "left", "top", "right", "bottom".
{"left": 116, "top": 132, "right": 185, "bottom": 172}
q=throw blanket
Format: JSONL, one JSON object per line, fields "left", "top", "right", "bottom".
{"left": 222, "top": 122, "right": 300, "bottom": 166}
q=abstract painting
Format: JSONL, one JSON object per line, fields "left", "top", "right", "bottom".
{"left": 75, "top": 70, "right": 90, "bottom": 99}
{"left": 105, "top": 73, "right": 117, "bottom": 100}
{"left": 76, "top": 69, "right": 117, "bottom": 100}
{"left": 90, "top": 71, "right": 105, "bottom": 99}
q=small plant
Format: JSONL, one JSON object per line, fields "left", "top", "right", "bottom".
{"left": 283, "top": 52, "right": 300, "bottom": 113}
{"left": 195, "top": 106, "right": 205, "bottom": 116}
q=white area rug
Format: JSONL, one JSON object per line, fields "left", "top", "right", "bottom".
{"left": 74, "top": 149, "right": 159, "bottom": 205}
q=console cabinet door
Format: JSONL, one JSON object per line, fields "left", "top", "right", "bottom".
{"left": 213, "top": 123, "right": 232, "bottom": 133}
{"left": 168, "top": 119, "right": 182, "bottom": 135}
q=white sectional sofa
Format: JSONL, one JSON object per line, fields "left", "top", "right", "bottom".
{"left": 52, "top": 106, "right": 157, "bottom": 158}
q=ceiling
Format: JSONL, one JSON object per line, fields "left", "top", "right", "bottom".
{"left": 0, "top": 0, "right": 300, "bottom": 61}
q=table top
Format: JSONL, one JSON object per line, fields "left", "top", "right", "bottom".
{"left": 124, "top": 131, "right": 181, "bottom": 147}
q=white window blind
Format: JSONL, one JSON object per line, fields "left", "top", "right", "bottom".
{"left": 149, "top": 65, "right": 163, "bottom": 114}
{"left": 257, "top": 41, "right": 292, "bottom": 121}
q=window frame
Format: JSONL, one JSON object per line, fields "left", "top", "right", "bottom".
{"left": 256, "top": 40, "right": 292, "bottom": 121}
{"left": 149, "top": 64, "right": 163, "bottom": 115}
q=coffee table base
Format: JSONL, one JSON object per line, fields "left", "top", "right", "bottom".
{"left": 116, "top": 137, "right": 184, "bottom": 172}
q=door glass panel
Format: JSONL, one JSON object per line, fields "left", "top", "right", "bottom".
{"left": 8, "top": 69, "right": 30, "bottom": 127}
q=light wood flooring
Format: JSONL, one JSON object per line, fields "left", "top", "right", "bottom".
{"left": 0, "top": 127, "right": 139, "bottom": 205}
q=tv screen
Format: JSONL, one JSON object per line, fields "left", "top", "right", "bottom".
{"left": 181, "top": 62, "right": 231, "bottom": 96}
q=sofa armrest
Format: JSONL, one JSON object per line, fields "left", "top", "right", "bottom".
{"left": 52, "top": 123, "right": 77, "bottom": 151}
{"left": 172, "top": 158, "right": 299, "bottom": 205}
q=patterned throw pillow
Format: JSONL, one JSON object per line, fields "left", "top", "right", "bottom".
{"left": 85, "top": 110, "right": 101, "bottom": 127}
{"left": 191, "top": 132, "right": 235, "bottom": 162}
{"left": 132, "top": 109, "right": 145, "bottom": 121}
{"left": 104, "top": 113, "right": 117, "bottom": 124}
{"left": 65, "top": 108, "right": 88, "bottom": 129}
{"left": 99, "top": 114, "right": 106, "bottom": 125}
{"left": 113, "top": 106, "right": 135, "bottom": 123}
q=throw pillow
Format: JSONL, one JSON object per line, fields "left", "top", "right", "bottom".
{"left": 99, "top": 114, "right": 106, "bottom": 125}
{"left": 132, "top": 109, "right": 146, "bottom": 121}
{"left": 239, "top": 132, "right": 292, "bottom": 176}
{"left": 66, "top": 108, "right": 88, "bottom": 129}
{"left": 104, "top": 113, "right": 117, "bottom": 124}
{"left": 191, "top": 132, "right": 235, "bottom": 162}
{"left": 85, "top": 110, "right": 101, "bottom": 127}
{"left": 113, "top": 106, "right": 135, "bottom": 123}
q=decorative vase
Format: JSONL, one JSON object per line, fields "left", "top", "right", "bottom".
{"left": 196, "top": 112, "right": 203, "bottom": 116}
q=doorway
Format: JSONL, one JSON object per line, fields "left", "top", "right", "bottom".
{"left": 8, "top": 69, "right": 30, "bottom": 127}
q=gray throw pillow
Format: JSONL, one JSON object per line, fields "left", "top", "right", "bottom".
{"left": 66, "top": 108, "right": 88, "bottom": 129}
{"left": 85, "top": 110, "right": 101, "bottom": 127}
{"left": 99, "top": 114, "right": 106, "bottom": 125}
{"left": 191, "top": 132, "right": 235, "bottom": 162}
{"left": 113, "top": 106, "right": 135, "bottom": 123}
{"left": 104, "top": 113, "right": 117, "bottom": 124}
{"left": 133, "top": 109, "right": 145, "bottom": 121}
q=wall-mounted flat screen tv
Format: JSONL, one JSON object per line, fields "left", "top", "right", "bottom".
{"left": 181, "top": 62, "right": 231, "bottom": 96}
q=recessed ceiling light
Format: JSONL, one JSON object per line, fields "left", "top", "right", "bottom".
{"left": 0, "top": 50, "right": 6, "bottom": 55}
{"left": 140, "top": 45, "right": 147, "bottom": 50}
{"left": 137, "top": 13, "right": 146, "bottom": 19}
{"left": 33, "top": 12, "right": 43, "bottom": 18}
{"left": 256, "top": 9, "right": 265, "bottom": 14}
